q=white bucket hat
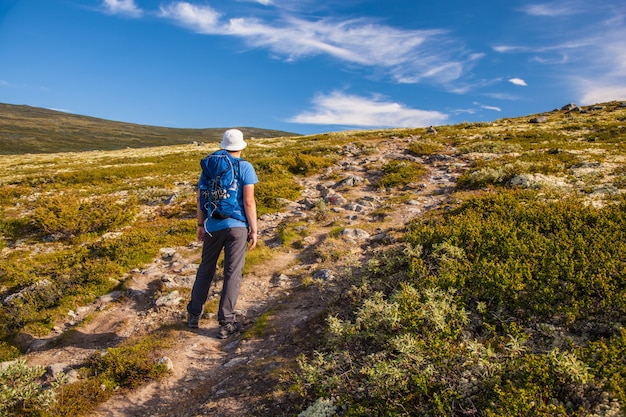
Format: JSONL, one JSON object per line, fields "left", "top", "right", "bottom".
{"left": 219, "top": 129, "right": 247, "bottom": 151}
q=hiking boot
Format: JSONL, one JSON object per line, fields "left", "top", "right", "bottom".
{"left": 187, "top": 313, "right": 200, "bottom": 329}
{"left": 217, "top": 322, "right": 240, "bottom": 339}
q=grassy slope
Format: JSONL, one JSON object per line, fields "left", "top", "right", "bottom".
{"left": 0, "top": 103, "right": 299, "bottom": 154}
{"left": 1, "top": 101, "right": 625, "bottom": 416}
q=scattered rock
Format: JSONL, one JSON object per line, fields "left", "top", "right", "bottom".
{"left": 426, "top": 154, "right": 454, "bottom": 163}
{"left": 223, "top": 357, "right": 248, "bottom": 368}
{"left": 3, "top": 279, "right": 52, "bottom": 305}
{"left": 271, "top": 273, "right": 291, "bottom": 287}
{"left": 344, "top": 203, "right": 367, "bottom": 212}
{"left": 66, "top": 369, "right": 80, "bottom": 383}
{"left": 334, "top": 175, "right": 365, "bottom": 188}
{"left": 47, "top": 363, "right": 67, "bottom": 379}
{"left": 97, "top": 291, "right": 123, "bottom": 304}
{"left": 529, "top": 116, "right": 548, "bottom": 123}
{"left": 340, "top": 228, "right": 370, "bottom": 243}
{"left": 164, "top": 194, "right": 178, "bottom": 205}
{"left": 159, "top": 356, "right": 174, "bottom": 372}
{"left": 155, "top": 290, "right": 182, "bottom": 307}
{"left": 160, "top": 248, "right": 179, "bottom": 261}
{"left": 324, "top": 193, "right": 348, "bottom": 206}
{"left": 369, "top": 232, "right": 389, "bottom": 243}
{"left": 313, "top": 269, "right": 334, "bottom": 281}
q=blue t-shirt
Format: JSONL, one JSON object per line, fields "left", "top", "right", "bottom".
{"left": 199, "top": 159, "right": 258, "bottom": 233}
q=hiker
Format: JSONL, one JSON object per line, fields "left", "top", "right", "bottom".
{"left": 186, "top": 129, "right": 258, "bottom": 339}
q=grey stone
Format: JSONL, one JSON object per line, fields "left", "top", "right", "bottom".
{"left": 155, "top": 290, "right": 182, "bottom": 307}
{"left": 340, "top": 228, "right": 370, "bottom": 242}
{"left": 313, "top": 269, "right": 334, "bottom": 281}
{"left": 158, "top": 356, "right": 174, "bottom": 371}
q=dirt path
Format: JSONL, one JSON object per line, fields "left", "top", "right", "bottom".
{"left": 23, "top": 138, "right": 467, "bottom": 417}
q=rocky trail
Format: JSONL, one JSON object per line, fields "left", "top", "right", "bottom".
{"left": 22, "top": 136, "right": 468, "bottom": 417}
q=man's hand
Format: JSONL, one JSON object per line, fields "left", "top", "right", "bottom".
{"left": 248, "top": 231, "right": 257, "bottom": 250}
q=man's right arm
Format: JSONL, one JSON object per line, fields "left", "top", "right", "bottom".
{"left": 243, "top": 184, "right": 257, "bottom": 249}
{"left": 196, "top": 189, "right": 205, "bottom": 241}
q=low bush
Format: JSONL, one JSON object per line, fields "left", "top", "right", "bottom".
{"left": 32, "top": 194, "right": 137, "bottom": 240}
{"left": 0, "top": 360, "right": 66, "bottom": 416}
{"left": 456, "top": 140, "right": 521, "bottom": 155}
{"left": 49, "top": 332, "right": 174, "bottom": 416}
{"left": 83, "top": 336, "right": 171, "bottom": 389}
{"left": 294, "top": 191, "right": 626, "bottom": 416}
{"left": 407, "top": 139, "right": 445, "bottom": 156}
{"left": 406, "top": 191, "right": 626, "bottom": 327}
{"left": 378, "top": 160, "right": 427, "bottom": 189}
{"left": 283, "top": 152, "right": 335, "bottom": 175}
{"left": 457, "top": 149, "right": 581, "bottom": 189}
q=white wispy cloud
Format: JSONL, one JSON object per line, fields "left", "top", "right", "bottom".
{"left": 473, "top": 102, "right": 502, "bottom": 112}
{"left": 493, "top": 39, "right": 592, "bottom": 56}
{"left": 495, "top": 3, "right": 625, "bottom": 105}
{"left": 520, "top": 0, "right": 587, "bottom": 17}
{"left": 158, "top": 1, "right": 475, "bottom": 87}
{"left": 289, "top": 91, "right": 448, "bottom": 128}
{"left": 509, "top": 78, "right": 527, "bottom": 86}
{"left": 575, "top": 29, "right": 626, "bottom": 103}
{"left": 102, "top": 0, "right": 143, "bottom": 17}
{"left": 484, "top": 92, "right": 520, "bottom": 100}
{"left": 159, "top": 3, "right": 221, "bottom": 32}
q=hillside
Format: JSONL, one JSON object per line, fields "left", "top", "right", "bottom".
{"left": 0, "top": 103, "right": 298, "bottom": 154}
{"left": 0, "top": 101, "right": 625, "bottom": 417}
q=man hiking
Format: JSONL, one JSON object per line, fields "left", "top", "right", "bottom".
{"left": 186, "top": 129, "right": 258, "bottom": 339}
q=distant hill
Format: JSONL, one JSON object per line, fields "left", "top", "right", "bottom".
{"left": 0, "top": 103, "right": 300, "bottom": 154}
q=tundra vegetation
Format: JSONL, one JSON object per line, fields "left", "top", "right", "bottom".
{"left": 0, "top": 102, "right": 625, "bottom": 416}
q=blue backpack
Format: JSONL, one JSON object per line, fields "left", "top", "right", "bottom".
{"left": 199, "top": 150, "right": 246, "bottom": 222}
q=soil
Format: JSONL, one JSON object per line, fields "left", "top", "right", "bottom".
{"left": 21, "top": 136, "right": 468, "bottom": 416}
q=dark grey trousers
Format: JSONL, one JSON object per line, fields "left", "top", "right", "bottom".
{"left": 187, "top": 227, "right": 248, "bottom": 324}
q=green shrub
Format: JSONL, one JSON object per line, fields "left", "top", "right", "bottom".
{"left": 0, "top": 215, "right": 34, "bottom": 241}
{"left": 276, "top": 220, "right": 308, "bottom": 247}
{"left": 456, "top": 140, "right": 521, "bottom": 155}
{"left": 0, "top": 360, "right": 66, "bottom": 416}
{"left": 0, "top": 185, "right": 29, "bottom": 205}
{"left": 52, "top": 378, "right": 113, "bottom": 416}
{"left": 0, "top": 341, "right": 21, "bottom": 362}
{"left": 47, "top": 333, "right": 174, "bottom": 416}
{"left": 84, "top": 336, "right": 171, "bottom": 389}
{"left": 582, "top": 328, "right": 626, "bottom": 407}
{"left": 583, "top": 123, "right": 626, "bottom": 143}
{"left": 407, "top": 139, "right": 445, "bottom": 156}
{"left": 294, "top": 191, "right": 626, "bottom": 416}
{"left": 32, "top": 194, "right": 137, "bottom": 239}
{"left": 405, "top": 192, "right": 626, "bottom": 326}
{"left": 457, "top": 149, "right": 580, "bottom": 189}
{"left": 284, "top": 152, "right": 334, "bottom": 175}
{"left": 378, "top": 160, "right": 427, "bottom": 189}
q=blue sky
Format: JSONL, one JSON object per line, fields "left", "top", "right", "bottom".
{"left": 1, "top": 0, "right": 625, "bottom": 135}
